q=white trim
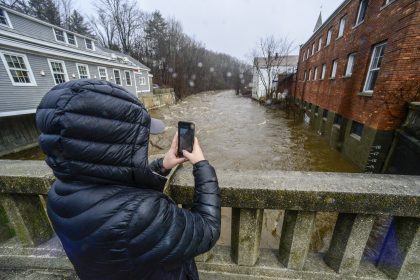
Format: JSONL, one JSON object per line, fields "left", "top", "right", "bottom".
{"left": 0, "top": 4, "right": 95, "bottom": 41}
{"left": 337, "top": 16, "right": 347, "bottom": 38}
{"left": 98, "top": 66, "right": 108, "bottom": 80}
{"left": 76, "top": 63, "right": 90, "bottom": 79}
{"left": 0, "top": 50, "right": 37, "bottom": 86}
{"left": 66, "top": 32, "right": 78, "bottom": 47}
{"left": 345, "top": 53, "right": 356, "bottom": 77}
{"left": 363, "top": 42, "right": 387, "bottom": 93}
{"left": 0, "top": 109, "right": 36, "bottom": 117}
{"left": 0, "top": 29, "right": 149, "bottom": 71}
{"left": 0, "top": 8, "right": 13, "bottom": 29}
{"left": 113, "top": 69, "right": 121, "bottom": 85}
{"left": 85, "top": 38, "right": 95, "bottom": 51}
{"left": 124, "top": 70, "right": 132, "bottom": 86}
{"left": 47, "top": 59, "right": 69, "bottom": 85}
{"left": 53, "top": 27, "right": 66, "bottom": 44}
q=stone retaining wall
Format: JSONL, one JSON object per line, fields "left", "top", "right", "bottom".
{"left": 139, "top": 89, "right": 176, "bottom": 110}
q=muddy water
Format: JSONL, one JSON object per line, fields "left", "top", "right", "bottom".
{"left": 149, "top": 90, "right": 360, "bottom": 252}
{"left": 2, "top": 90, "right": 361, "bottom": 252}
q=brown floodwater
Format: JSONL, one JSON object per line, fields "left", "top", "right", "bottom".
{"left": 1, "top": 90, "right": 362, "bottom": 252}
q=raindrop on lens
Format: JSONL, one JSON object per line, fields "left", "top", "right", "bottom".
{"left": 172, "top": 73, "right": 178, "bottom": 78}
{"left": 191, "top": 74, "right": 196, "bottom": 80}
{"left": 168, "top": 67, "right": 173, "bottom": 73}
{"left": 197, "top": 62, "right": 203, "bottom": 68}
{"left": 226, "top": 72, "right": 232, "bottom": 77}
{"left": 209, "top": 67, "right": 214, "bottom": 72}
{"left": 189, "top": 81, "right": 195, "bottom": 87}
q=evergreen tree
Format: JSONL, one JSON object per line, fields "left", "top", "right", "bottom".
{"left": 28, "top": 0, "right": 61, "bottom": 26}
{"left": 68, "top": 10, "right": 91, "bottom": 36}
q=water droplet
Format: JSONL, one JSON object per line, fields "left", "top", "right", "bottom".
{"left": 172, "top": 73, "right": 178, "bottom": 78}
{"left": 239, "top": 74, "right": 244, "bottom": 79}
{"left": 189, "top": 81, "right": 195, "bottom": 87}
{"left": 168, "top": 67, "right": 173, "bottom": 73}
{"left": 209, "top": 67, "right": 215, "bottom": 72}
{"left": 226, "top": 72, "right": 232, "bottom": 77}
{"left": 197, "top": 62, "right": 203, "bottom": 68}
{"left": 191, "top": 74, "right": 196, "bottom": 80}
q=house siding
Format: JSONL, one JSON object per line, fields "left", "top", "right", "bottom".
{"left": 0, "top": 47, "right": 148, "bottom": 114}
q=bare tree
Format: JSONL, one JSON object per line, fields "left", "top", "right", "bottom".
{"left": 251, "top": 35, "right": 293, "bottom": 101}
{"left": 92, "top": 0, "right": 143, "bottom": 53}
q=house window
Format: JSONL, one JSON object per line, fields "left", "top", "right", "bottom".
{"left": 98, "top": 67, "right": 107, "bottom": 80}
{"left": 331, "top": 59, "right": 338, "bottom": 79}
{"left": 318, "top": 37, "right": 322, "bottom": 51}
{"left": 125, "top": 70, "right": 132, "bottom": 86}
{"left": 312, "top": 43, "right": 315, "bottom": 55}
{"left": 334, "top": 114, "right": 343, "bottom": 126}
{"left": 355, "top": 0, "right": 368, "bottom": 25}
{"left": 77, "top": 64, "right": 90, "bottom": 79}
{"left": 321, "top": 64, "right": 326, "bottom": 80}
{"left": 364, "top": 42, "right": 387, "bottom": 92}
{"left": 384, "top": 0, "right": 395, "bottom": 6}
{"left": 350, "top": 121, "right": 364, "bottom": 137}
{"left": 304, "top": 71, "right": 307, "bottom": 81}
{"left": 48, "top": 59, "right": 68, "bottom": 85}
{"left": 326, "top": 28, "right": 332, "bottom": 46}
{"left": 338, "top": 16, "right": 347, "bottom": 38}
{"left": 322, "top": 109, "right": 328, "bottom": 119}
{"left": 308, "top": 69, "right": 312, "bottom": 81}
{"left": 67, "top": 33, "right": 76, "bottom": 45}
{"left": 306, "top": 48, "right": 310, "bottom": 59}
{"left": 314, "top": 106, "right": 319, "bottom": 114}
{"left": 314, "top": 67, "right": 318, "bottom": 80}
{"left": 113, "top": 69, "right": 121, "bottom": 85}
{"left": 85, "top": 39, "right": 94, "bottom": 50}
{"left": 0, "top": 52, "right": 36, "bottom": 86}
{"left": 345, "top": 53, "right": 356, "bottom": 77}
{"left": 0, "top": 9, "right": 12, "bottom": 28}
{"left": 140, "top": 77, "right": 146, "bottom": 85}
{"left": 54, "top": 29, "right": 66, "bottom": 42}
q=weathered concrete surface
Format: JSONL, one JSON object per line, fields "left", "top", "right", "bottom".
{"left": 231, "top": 208, "right": 263, "bottom": 266}
{"left": 324, "top": 214, "right": 375, "bottom": 275}
{"left": 139, "top": 91, "right": 175, "bottom": 110}
{"left": 171, "top": 166, "right": 420, "bottom": 217}
{"left": 0, "top": 160, "right": 53, "bottom": 195}
{"left": 278, "top": 211, "right": 315, "bottom": 270}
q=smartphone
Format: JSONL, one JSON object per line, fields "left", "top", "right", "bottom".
{"left": 178, "top": 121, "right": 195, "bottom": 157}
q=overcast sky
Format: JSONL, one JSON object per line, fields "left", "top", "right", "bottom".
{"left": 75, "top": 0, "right": 341, "bottom": 61}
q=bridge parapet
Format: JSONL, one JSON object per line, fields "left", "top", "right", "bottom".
{"left": 0, "top": 160, "right": 419, "bottom": 279}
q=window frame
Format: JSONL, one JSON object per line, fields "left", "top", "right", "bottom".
{"left": 326, "top": 28, "right": 333, "bottom": 46}
{"left": 48, "top": 59, "right": 69, "bottom": 85}
{"left": 0, "top": 51, "right": 37, "bottom": 86}
{"left": 98, "top": 66, "right": 108, "bottom": 81}
{"left": 76, "top": 63, "right": 90, "bottom": 79}
{"left": 318, "top": 37, "right": 322, "bottom": 51}
{"left": 124, "top": 70, "right": 132, "bottom": 86}
{"left": 344, "top": 53, "right": 356, "bottom": 77}
{"left": 330, "top": 59, "right": 338, "bottom": 79}
{"left": 113, "top": 69, "right": 122, "bottom": 85}
{"left": 314, "top": 67, "right": 318, "bottom": 81}
{"left": 350, "top": 121, "right": 364, "bottom": 139}
{"left": 355, "top": 0, "right": 368, "bottom": 26}
{"left": 312, "top": 43, "right": 316, "bottom": 56}
{"left": 66, "top": 32, "right": 78, "bottom": 46}
{"left": 53, "top": 28, "right": 66, "bottom": 43}
{"left": 139, "top": 76, "right": 146, "bottom": 85}
{"left": 363, "top": 42, "right": 387, "bottom": 93}
{"left": 85, "top": 39, "right": 95, "bottom": 51}
{"left": 0, "top": 8, "right": 13, "bottom": 28}
{"left": 321, "top": 64, "right": 327, "bottom": 80}
{"left": 308, "top": 69, "right": 312, "bottom": 81}
{"left": 337, "top": 16, "right": 347, "bottom": 38}
{"left": 303, "top": 71, "right": 307, "bottom": 81}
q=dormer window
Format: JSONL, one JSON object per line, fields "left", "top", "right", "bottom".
{"left": 85, "top": 39, "right": 94, "bottom": 50}
{"left": 67, "top": 33, "right": 76, "bottom": 46}
{"left": 0, "top": 9, "right": 12, "bottom": 28}
{"left": 54, "top": 29, "right": 66, "bottom": 42}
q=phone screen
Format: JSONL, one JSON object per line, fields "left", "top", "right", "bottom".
{"left": 178, "top": 122, "right": 195, "bottom": 156}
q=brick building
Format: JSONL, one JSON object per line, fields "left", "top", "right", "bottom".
{"left": 294, "top": 0, "right": 419, "bottom": 171}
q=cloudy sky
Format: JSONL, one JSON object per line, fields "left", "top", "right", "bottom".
{"left": 75, "top": 0, "right": 341, "bottom": 61}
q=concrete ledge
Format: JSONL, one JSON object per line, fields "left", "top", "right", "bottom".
{"left": 171, "top": 166, "right": 420, "bottom": 217}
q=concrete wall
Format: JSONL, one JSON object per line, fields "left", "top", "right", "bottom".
{"left": 0, "top": 114, "right": 38, "bottom": 157}
{"left": 299, "top": 98, "right": 394, "bottom": 171}
{"left": 140, "top": 89, "right": 176, "bottom": 110}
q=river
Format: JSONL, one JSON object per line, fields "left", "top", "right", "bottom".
{"left": 2, "top": 90, "right": 361, "bottom": 252}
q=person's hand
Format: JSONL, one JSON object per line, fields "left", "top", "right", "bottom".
{"left": 163, "top": 133, "right": 187, "bottom": 170}
{"left": 182, "top": 137, "right": 205, "bottom": 164}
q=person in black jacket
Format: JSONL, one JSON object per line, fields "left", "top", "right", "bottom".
{"left": 35, "top": 79, "right": 221, "bottom": 280}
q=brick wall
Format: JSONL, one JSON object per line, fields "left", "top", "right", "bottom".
{"left": 295, "top": 0, "right": 420, "bottom": 131}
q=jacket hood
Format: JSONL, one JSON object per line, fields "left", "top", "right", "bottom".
{"left": 36, "top": 79, "right": 166, "bottom": 190}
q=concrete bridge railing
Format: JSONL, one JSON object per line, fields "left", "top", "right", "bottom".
{"left": 0, "top": 160, "right": 419, "bottom": 279}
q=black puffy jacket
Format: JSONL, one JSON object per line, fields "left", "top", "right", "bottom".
{"left": 35, "top": 80, "right": 221, "bottom": 280}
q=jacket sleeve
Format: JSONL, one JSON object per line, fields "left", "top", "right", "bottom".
{"left": 128, "top": 160, "right": 221, "bottom": 266}
{"left": 149, "top": 158, "right": 171, "bottom": 177}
